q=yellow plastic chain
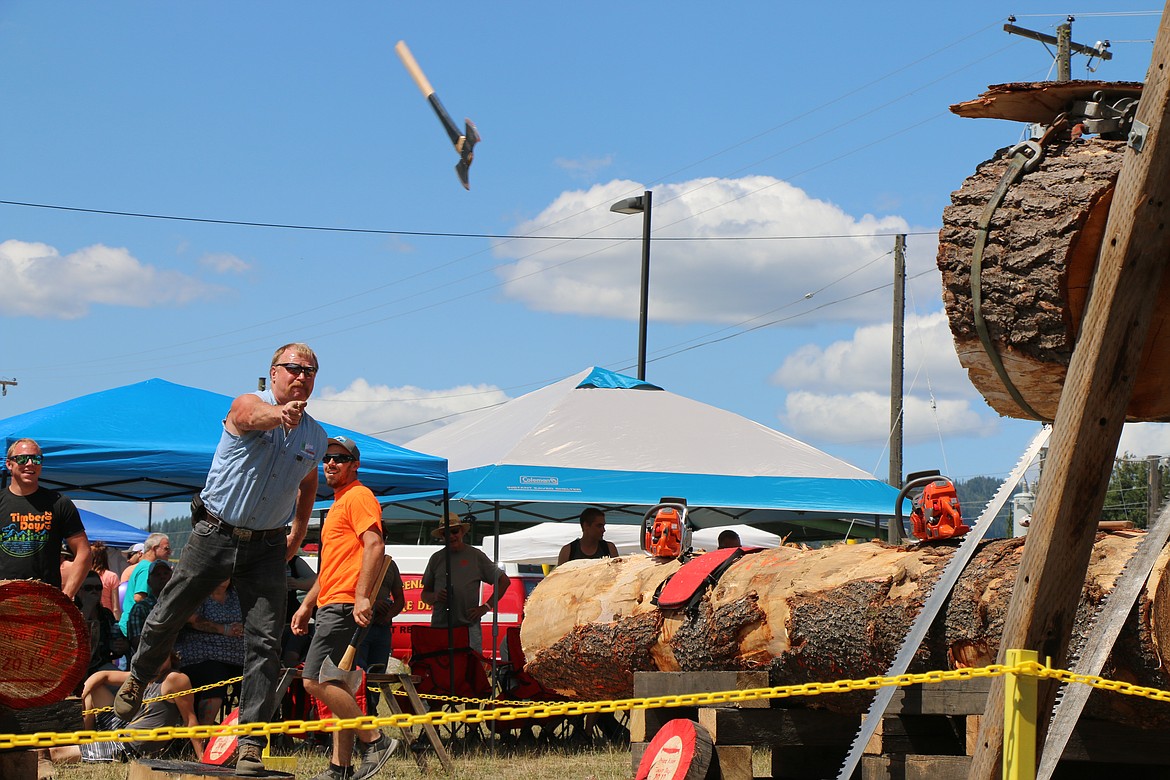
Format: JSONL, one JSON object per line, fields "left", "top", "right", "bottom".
{"left": 7, "top": 659, "right": 1166, "bottom": 750}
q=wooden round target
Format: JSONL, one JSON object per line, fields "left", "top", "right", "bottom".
{"left": 201, "top": 707, "right": 240, "bottom": 765}
{"left": 0, "top": 579, "right": 88, "bottom": 708}
{"left": 635, "top": 719, "right": 716, "bottom": 780}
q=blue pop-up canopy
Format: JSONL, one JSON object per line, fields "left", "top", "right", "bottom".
{"left": 0, "top": 379, "right": 447, "bottom": 503}
{"left": 79, "top": 509, "right": 149, "bottom": 548}
{"left": 401, "top": 367, "right": 904, "bottom": 541}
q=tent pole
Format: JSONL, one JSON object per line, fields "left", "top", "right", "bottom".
{"left": 490, "top": 501, "right": 500, "bottom": 754}
{"left": 442, "top": 491, "right": 457, "bottom": 737}
{"left": 148, "top": 502, "right": 153, "bottom": 533}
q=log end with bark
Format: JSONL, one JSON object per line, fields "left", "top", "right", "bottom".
{"left": 938, "top": 131, "right": 1170, "bottom": 421}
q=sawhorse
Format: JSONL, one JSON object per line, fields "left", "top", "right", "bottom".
{"left": 368, "top": 673, "right": 453, "bottom": 773}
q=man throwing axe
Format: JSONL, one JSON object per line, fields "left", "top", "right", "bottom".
{"left": 292, "top": 435, "right": 398, "bottom": 780}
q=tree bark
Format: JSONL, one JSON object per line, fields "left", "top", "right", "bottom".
{"left": 937, "top": 137, "right": 1170, "bottom": 421}
{"left": 522, "top": 534, "right": 1170, "bottom": 723}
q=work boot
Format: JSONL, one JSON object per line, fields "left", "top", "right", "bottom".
{"left": 112, "top": 676, "right": 146, "bottom": 720}
{"left": 235, "top": 742, "right": 266, "bottom": 776}
{"left": 311, "top": 763, "right": 353, "bottom": 780}
{"left": 352, "top": 733, "right": 395, "bottom": 780}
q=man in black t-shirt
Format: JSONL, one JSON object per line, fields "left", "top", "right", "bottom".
{"left": 0, "top": 438, "right": 90, "bottom": 597}
{"left": 557, "top": 507, "right": 619, "bottom": 565}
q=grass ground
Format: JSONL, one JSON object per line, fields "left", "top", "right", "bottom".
{"left": 51, "top": 738, "right": 638, "bottom": 779}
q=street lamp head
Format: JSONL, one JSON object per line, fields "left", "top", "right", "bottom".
{"left": 610, "top": 196, "right": 646, "bottom": 215}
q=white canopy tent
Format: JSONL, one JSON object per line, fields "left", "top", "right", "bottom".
{"left": 478, "top": 523, "right": 781, "bottom": 566}
{"left": 398, "top": 367, "right": 904, "bottom": 542}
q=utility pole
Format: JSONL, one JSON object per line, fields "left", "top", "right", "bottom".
{"left": 1004, "top": 15, "right": 1112, "bottom": 81}
{"left": 887, "top": 234, "right": 906, "bottom": 544}
{"left": 0, "top": 378, "right": 16, "bottom": 397}
{"left": 1148, "top": 455, "right": 1162, "bottom": 528}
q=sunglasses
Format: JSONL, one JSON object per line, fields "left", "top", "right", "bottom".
{"left": 275, "top": 362, "right": 318, "bottom": 377}
{"left": 8, "top": 454, "right": 43, "bottom": 466}
{"left": 322, "top": 453, "right": 357, "bottom": 464}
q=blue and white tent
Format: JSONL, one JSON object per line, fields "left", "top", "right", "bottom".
{"left": 402, "top": 367, "right": 902, "bottom": 541}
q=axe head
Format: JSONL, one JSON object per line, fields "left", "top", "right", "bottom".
{"left": 319, "top": 654, "right": 362, "bottom": 692}
{"left": 454, "top": 118, "right": 479, "bottom": 190}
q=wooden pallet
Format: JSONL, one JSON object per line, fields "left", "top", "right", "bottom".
{"left": 631, "top": 672, "right": 1170, "bottom": 779}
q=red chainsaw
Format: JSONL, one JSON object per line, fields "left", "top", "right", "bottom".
{"left": 896, "top": 470, "right": 969, "bottom": 542}
{"left": 642, "top": 498, "right": 692, "bottom": 559}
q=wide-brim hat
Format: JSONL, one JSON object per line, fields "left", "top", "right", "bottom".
{"left": 431, "top": 511, "right": 472, "bottom": 539}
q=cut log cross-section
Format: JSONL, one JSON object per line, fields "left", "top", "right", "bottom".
{"left": 0, "top": 579, "right": 89, "bottom": 709}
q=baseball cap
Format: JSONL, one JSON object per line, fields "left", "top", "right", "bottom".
{"left": 327, "top": 435, "right": 360, "bottom": 459}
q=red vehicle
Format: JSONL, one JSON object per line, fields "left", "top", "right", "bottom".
{"left": 299, "top": 545, "right": 544, "bottom": 662}
{"left": 389, "top": 545, "right": 545, "bottom": 662}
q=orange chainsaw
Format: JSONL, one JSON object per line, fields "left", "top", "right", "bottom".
{"left": 641, "top": 498, "right": 692, "bottom": 559}
{"left": 896, "top": 470, "right": 969, "bottom": 541}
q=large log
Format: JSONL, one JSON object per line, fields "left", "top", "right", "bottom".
{"left": 0, "top": 579, "right": 89, "bottom": 709}
{"left": 936, "top": 136, "right": 1170, "bottom": 421}
{"left": 521, "top": 534, "right": 1170, "bottom": 722}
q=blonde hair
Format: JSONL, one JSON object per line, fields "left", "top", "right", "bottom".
{"left": 6, "top": 438, "right": 40, "bottom": 459}
{"left": 271, "top": 343, "right": 318, "bottom": 369}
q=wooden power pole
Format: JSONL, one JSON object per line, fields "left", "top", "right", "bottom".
{"left": 887, "top": 234, "right": 906, "bottom": 544}
{"left": 970, "top": 5, "right": 1170, "bottom": 777}
{"left": 1004, "top": 15, "right": 1112, "bottom": 81}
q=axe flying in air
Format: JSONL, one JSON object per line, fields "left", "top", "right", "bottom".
{"left": 395, "top": 40, "right": 480, "bottom": 190}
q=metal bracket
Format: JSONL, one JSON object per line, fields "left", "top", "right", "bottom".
{"left": 1129, "top": 118, "right": 1150, "bottom": 152}
{"left": 1068, "top": 92, "right": 1140, "bottom": 139}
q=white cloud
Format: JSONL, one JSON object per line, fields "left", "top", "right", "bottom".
{"left": 199, "top": 252, "right": 251, "bottom": 274}
{"left": 1118, "top": 423, "right": 1170, "bottom": 459}
{"left": 0, "top": 239, "right": 220, "bottom": 319}
{"left": 772, "top": 312, "right": 994, "bottom": 446}
{"left": 495, "top": 177, "right": 936, "bottom": 327}
{"left": 773, "top": 312, "right": 972, "bottom": 396}
{"left": 311, "top": 378, "right": 510, "bottom": 445}
{"left": 554, "top": 154, "right": 615, "bottom": 181}
{"left": 782, "top": 390, "right": 989, "bottom": 446}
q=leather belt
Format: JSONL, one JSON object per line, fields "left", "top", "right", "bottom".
{"left": 202, "top": 513, "right": 285, "bottom": 542}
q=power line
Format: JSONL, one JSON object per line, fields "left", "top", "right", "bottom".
{"left": 0, "top": 199, "right": 935, "bottom": 242}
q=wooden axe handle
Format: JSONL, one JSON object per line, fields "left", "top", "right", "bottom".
{"left": 338, "top": 553, "right": 394, "bottom": 672}
{"left": 395, "top": 40, "right": 435, "bottom": 98}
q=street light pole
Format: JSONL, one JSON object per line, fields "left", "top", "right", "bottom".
{"left": 610, "top": 190, "right": 653, "bottom": 380}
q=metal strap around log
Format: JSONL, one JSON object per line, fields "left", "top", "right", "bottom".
{"left": 970, "top": 118, "right": 1067, "bottom": 423}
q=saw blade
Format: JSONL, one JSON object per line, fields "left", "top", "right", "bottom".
{"left": 835, "top": 424, "right": 1052, "bottom": 780}
{"left": 1035, "top": 494, "right": 1170, "bottom": 780}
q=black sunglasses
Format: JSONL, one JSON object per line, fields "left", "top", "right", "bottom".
{"left": 275, "top": 362, "right": 318, "bottom": 377}
{"left": 8, "top": 454, "right": 43, "bottom": 466}
{"left": 322, "top": 453, "right": 357, "bottom": 464}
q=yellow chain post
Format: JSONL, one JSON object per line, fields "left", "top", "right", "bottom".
{"left": 1003, "top": 648, "right": 1038, "bottom": 780}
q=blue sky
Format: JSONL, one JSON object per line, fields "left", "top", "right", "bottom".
{"left": 2, "top": 4, "right": 1166, "bottom": 523}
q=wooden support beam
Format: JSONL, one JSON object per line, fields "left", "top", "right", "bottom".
{"left": 969, "top": 4, "right": 1170, "bottom": 778}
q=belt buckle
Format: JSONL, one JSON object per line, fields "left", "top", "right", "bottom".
{"left": 235, "top": 527, "right": 253, "bottom": 542}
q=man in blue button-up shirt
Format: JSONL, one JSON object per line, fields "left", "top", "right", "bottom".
{"left": 114, "top": 343, "right": 328, "bottom": 776}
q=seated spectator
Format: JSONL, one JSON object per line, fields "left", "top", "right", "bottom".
{"left": 125, "top": 560, "right": 172, "bottom": 653}
{"left": 74, "top": 651, "right": 203, "bottom": 761}
{"left": 174, "top": 580, "right": 246, "bottom": 724}
{"left": 75, "top": 571, "right": 129, "bottom": 679}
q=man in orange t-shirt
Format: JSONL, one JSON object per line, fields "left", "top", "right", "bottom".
{"left": 291, "top": 436, "right": 398, "bottom": 780}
